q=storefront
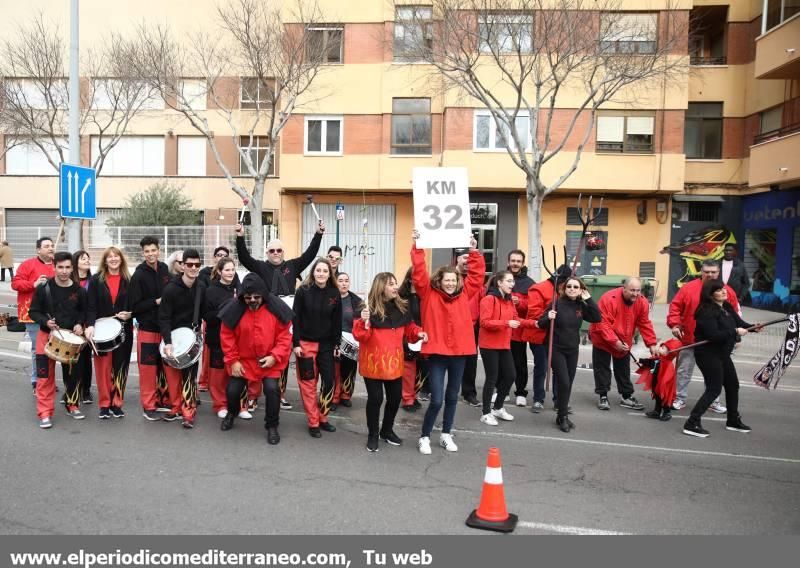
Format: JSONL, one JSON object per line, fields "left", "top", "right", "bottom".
{"left": 741, "top": 188, "right": 800, "bottom": 313}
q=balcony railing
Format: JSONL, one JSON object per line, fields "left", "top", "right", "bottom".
{"left": 690, "top": 55, "right": 727, "bottom": 65}
{"left": 753, "top": 122, "right": 800, "bottom": 144}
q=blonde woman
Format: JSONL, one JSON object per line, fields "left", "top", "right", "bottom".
{"left": 85, "top": 247, "right": 134, "bottom": 419}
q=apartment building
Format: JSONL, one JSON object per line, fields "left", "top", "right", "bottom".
{"left": 0, "top": 0, "right": 797, "bottom": 308}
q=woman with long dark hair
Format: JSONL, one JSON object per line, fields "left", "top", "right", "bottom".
{"left": 202, "top": 257, "right": 239, "bottom": 419}
{"left": 411, "top": 230, "right": 485, "bottom": 455}
{"left": 71, "top": 250, "right": 93, "bottom": 405}
{"left": 479, "top": 270, "right": 534, "bottom": 426}
{"left": 354, "top": 272, "right": 426, "bottom": 452}
{"left": 84, "top": 247, "right": 133, "bottom": 419}
{"left": 538, "top": 277, "right": 601, "bottom": 433}
{"left": 292, "top": 257, "right": 341, "bottom": 438}
{"left": 399, "top": 267, "right": 428, "bottom": 412}
{"left": 683, "top": 279, "right": 759, "bottom": 437}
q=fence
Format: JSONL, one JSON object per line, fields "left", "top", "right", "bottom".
{"left": 2, "top": 225, "right": 277, "bottom": 268}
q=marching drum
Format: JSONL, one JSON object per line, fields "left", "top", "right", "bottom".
{"left": 93, "top": 317, "right": 125, "bottom": 353}
{"left": 160, "top": 327, "right": 203, "bottom": 369}
{"left": 280, "top": 295, "right": 294, "bottom": 309}
{"left": 339, "top": 331, "right": 359, "bottom": 360}
{"left": 45, "top": 330, "right": 86, "bottom": 364}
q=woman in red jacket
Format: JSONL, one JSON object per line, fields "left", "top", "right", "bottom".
{"left": 353, "top": 272, "right": 427, "bottom": 452}
{"left": 411, "top": 230, "right": 485, "bottom": 455}
{"left": 479, "top": 271, "right": 534, "bottom": 426}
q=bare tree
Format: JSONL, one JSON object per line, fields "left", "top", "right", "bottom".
{"left": 126, "top": 0, "right": 329, "bottom": 258}
{"left": 392, "top": 0, "right": 688, "bottom": 273}
{"left": 0, "top": 15, "right": 156, "bottom": 248}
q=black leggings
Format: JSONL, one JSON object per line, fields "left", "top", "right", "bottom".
{"left": 363, "top": 377, "right": 402, "bottom": 437}
{"left": 551, "top": 347, "right": 578, "bottom": 419}
{"left": 227, "top": 376, "right": 281, "bottom": 428}
{"left": 480, "top": 348, "right": 516, "bottom": 415}
{"left": 690, "top": 352, "right": 740, "bottom": 422}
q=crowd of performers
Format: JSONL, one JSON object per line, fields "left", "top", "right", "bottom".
{"left": 11, "top": 224, "right": 762, "bottom": 448}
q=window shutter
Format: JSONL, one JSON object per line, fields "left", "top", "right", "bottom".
{"left": 626, "top": 116, "right": 654, "bottom": 135}
{"left": 597, "top": 117, "right": 624, "bottom": 142}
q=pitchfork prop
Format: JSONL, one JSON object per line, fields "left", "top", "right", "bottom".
{"left": 540, "top": 244, "right": 568, "bottom": 392}
{"left": 570, "top": 194, "right": 605, "bottom": 275}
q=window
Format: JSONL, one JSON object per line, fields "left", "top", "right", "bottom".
{"left": 91, "top": 136, "right": 165, "bottom": 176}
{"left": 567, "top": 207, "right": 609, "bottom": 226}
{"left": 684, "top": 103, "right": 722, "bottom": 159}
{"left": 474, "top": 110, "right": 530, "bottom": 151}
{"left": 5, "top": 79, "right": 68, "bottom": 110}
{"left": 600, "top": 12, "right": 657, "bottom": 54}
{"left": 688, "top": 202, "right": 719, "bottom": 222}
{"left": 479, "top": 13, "right": 533, "bottom": 54}
{"left": 177, "top": 137, "right": 206, "bottom": 176}
{"left": 765, "top": 0, "right": 800, "bottom": 32}
{"left": 393, "top": 6, "right": 433, "bottom": 62}
{"left": 305, "top": 116, "right": 342, "bottom": 155}
{"left": 759, "top": 106, "right": 782, "bottom": 134}
{"left": 239, "top": 136, "right": 276, "bottom": 176}
{"left": 240, "top": 77, "right": 273, "bottom": 110}
{"left": 179, "top": 79, "right": 207, "bottom": 111}
{"left": 306, "top": 25, "right": 343, "bottom": 64}
{"left": 596, "top": 115, "right": 655, "bottom": 153}
{"left": 391, "top": 98, "right": 432, "bottom": 155}
{"left": 5, "top": 138, "right": 65, "bottom": 175}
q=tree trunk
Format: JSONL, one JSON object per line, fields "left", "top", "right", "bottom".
{"left": 248, "top": 179, "right": 266, "bottom": 260}
{"left": 526, "top": 177, "right": 545, "bottom": 280}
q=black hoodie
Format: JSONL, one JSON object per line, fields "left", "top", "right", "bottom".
{"left": 129, "top": 261, "right": 171, "bottom": 332}
{"left": 292, "top": 282, "right": 342, "bottom": 347}
{"left": 202, "top": 279, "right": 238, "bottom": 348}
{"left": 235, "top": 233, "right": 322, "bottom": 296}
{"left": 511, "top": 266, "right": 534, "bottom": 295}
{"left": 218, "top": 273, "right": 295, "bottom": 330}
{"left": 158, "top": 275, "right": 206, "bottom": 345}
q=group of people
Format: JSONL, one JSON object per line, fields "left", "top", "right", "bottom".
{"left": 10, "top": 223, "right": 760, "bottom": 450}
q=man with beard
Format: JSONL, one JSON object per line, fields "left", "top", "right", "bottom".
{"left": 219, "top": 274, "right": 294, "bottom": 444}
{"left": 507, "top": 250, "right": 534, "bottom": 408}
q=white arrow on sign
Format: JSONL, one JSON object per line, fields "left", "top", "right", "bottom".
{"left": 80, "top": 177, "right": 91, "bottom": 213}
{"left": 67, "top": 171, "right": 73, "bottom": 213}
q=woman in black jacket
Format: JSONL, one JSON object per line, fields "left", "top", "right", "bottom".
{"left": 202, "top": 257, "right": 239, "bottom": 420}
{"left": 538, "top": 277, "right": 601, "bottom": 432}
{"left": 84, "top": 247, "right": 133, "bottom": 419}
{"left": 684, "top": 279, "right": 758, "bottom": 438}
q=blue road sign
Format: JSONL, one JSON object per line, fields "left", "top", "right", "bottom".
{"left": 59, "top": 163, "right": 96, "bottom": 219}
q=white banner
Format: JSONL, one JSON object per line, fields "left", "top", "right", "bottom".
{"left": 412, "top": 167, "right": 472, "bottom": 249}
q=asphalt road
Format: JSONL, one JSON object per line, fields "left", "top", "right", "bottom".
{"left": 1, "top": 340, "right": 798, "bottom": 535}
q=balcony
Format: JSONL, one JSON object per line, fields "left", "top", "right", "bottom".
{"left": 689, "top": 6, "right": 728, "bottom": 67}
{"left": 749, "top": 124, "right": 800, "bottom": 187}
{"left": 755, "top": 12, "right": 800, "bottom": 79}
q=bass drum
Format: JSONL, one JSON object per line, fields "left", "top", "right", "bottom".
{"left": 160, "top": 327, "right": 203, "bottom": 369}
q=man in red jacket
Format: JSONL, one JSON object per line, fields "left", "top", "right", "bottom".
{"left": 667, "top": 260, "right": 740, "bottom": 411}
{"left": 11, "top": 236, "right": 55, "bottom": 392}
{"left": 589, "top": 278, "right": 659, "bottom": 411}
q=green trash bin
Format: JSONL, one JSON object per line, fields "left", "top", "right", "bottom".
{"left": 578, "top": 275, "right": 653, "bottom": 342}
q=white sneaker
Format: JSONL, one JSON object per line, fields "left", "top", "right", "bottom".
{"left": 491, "top": 392, "right": 497, "bottom": 403}
{"left": 480, "top": 413, "right": 499, "bottom": 426}
{"left": 709, "top": 401, "right": 727, "bottom": 414}
{"left": 515, "top": 395, "right": 526, "bottom": 407}
{"left": 672, "top": 399, "right": 686, "bottom": 411}
{"left": 238, "top": 410, "right": 253, "bottom": 420}
{"left": 439, "top": 433, "right": 458, "bottom": 452}
{"left": 217, "top": 409, "right": 228, "bottom": 419}
{"left": 492, "top": 407, "right": 515, "bottom": 421}
{"left": 418, "top": 436, "right": 432, "bottom": 455}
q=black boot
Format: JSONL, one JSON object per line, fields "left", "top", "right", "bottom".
{"left": 266, "top": 427, "right": 280, "bottom": 445}
{"left": 555, "top": 416, "right": 570, "bottom": 433}
{"left": 646, "top": 400, "right": 662, "bottom": 419}
{"left": 220, "top": 413, "right": 235, "bottom": 431}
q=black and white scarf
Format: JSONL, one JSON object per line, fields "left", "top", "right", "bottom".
{"left": 753, "top": 314, "right": 799, "bottom": 390}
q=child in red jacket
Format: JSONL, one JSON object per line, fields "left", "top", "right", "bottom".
{"left": 353, "top": 272, "right": 427, "bottom": 452}
{"left": 479, "top": 271, "right": 535, "bottom": 426}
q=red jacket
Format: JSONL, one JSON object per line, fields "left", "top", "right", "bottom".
{"left": 479, "top": 291, "right": 535, "bottom": 350}
{"left": 588, "top": 287, "right": 657, "bottom": 357}
{"left": 412, "top": 244, "right": 485, "bottom": 356}
{"left": 666, "top": 278, "right": 740, "bottom": 345}
{"left": 11, "top": 257, "right": 55, "bottom": 323}
{"left": 521, "top": 279, "right": 555, "bottom": 344}
{"left": 353, "top": 317, "right": 422, "bottom": 380}
{"left": 220, "top": 307, "right": 292, "bottom": 381}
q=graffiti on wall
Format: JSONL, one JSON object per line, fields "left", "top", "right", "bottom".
{"left": 660, "top": 225, "right": 736, "bottom": 288}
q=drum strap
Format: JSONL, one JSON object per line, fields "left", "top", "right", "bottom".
{"left": 191, "top": 285, "right": 204, "bottom": 330}
{"left": 44, "top": 281, "right": 54, "bottom": 318}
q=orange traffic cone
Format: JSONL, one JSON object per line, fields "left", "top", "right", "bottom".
{"left": 465, "top": 447, "right": 518, "bottom": 533}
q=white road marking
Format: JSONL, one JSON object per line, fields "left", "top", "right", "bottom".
{"left": 453, "top": 427, "right": 800, "bottom": 464}
{"left": 517, "top": 521, "right": 629, "bottom": 535}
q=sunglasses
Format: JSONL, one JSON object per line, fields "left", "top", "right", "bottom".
{"left": 184, "top": 262, "right": 201, "bottom": 268}
{"left": 268, "top": 248, "right": 283, "bottom": 254}
{"left": 215, "top": 252, "right": 227, "bottom": 258}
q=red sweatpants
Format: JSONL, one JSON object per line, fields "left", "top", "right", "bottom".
{"left": 34, "top": 331, "right": 80, "bottom": 419}
{"left": 296, "top": 340, "right": 334, "bottom": 428}
{"left": 137, "top": 329, "right": 168, "bottom": 411}
{"left": 164, "top": 363, "right": 198, "bottom": 421}
{"left": 333, "top": 356, "right": 357, "bottom": 404}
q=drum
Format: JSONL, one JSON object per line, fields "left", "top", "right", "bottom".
{"left": 93, "top": 317, "right": 125, "bottom": 353}
{"left": 339, "top": 331, "right": 359, "bottom": 360}
{"left": 280, "top": 295, "right": 294, "bottom": 309}
{"left": 160, "top": 327, "right": 203, "bottom": 369}
{"left": 408, "top": 340, "right": 423, "bottom": 353}
{"left": 45, "top": 330, "right": 86, "bottom": 364}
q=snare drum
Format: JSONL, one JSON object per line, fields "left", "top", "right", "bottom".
{"left": 280, "top": 295, "right": 294, "bottom": 309}
{"left": 93, "top": 317, "right": 125, "bottom": 353}
{"left": 339, "top": 331, "right": 359, "bottom": 360}
{"left": 45, "top": 330, "right": 86, "bottom": 364}
{"left": 160, "top": 327, "right": 203, "bottom": 369}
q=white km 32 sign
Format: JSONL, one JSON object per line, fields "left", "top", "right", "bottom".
{"left": 412, "top": 167, "right": 472, "bottom": 249}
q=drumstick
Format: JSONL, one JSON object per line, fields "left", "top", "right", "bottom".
{"left": 87, "top": 336, "right": 100, "bottom": 357}
{"left": 47, "top": 314, "right": 65, "bottom": 340}
{"left": 306, "top": 194, "right": 321, "bottom": 222}
{"left": 238, "top": 197, "right": 250, "bottom": 224}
